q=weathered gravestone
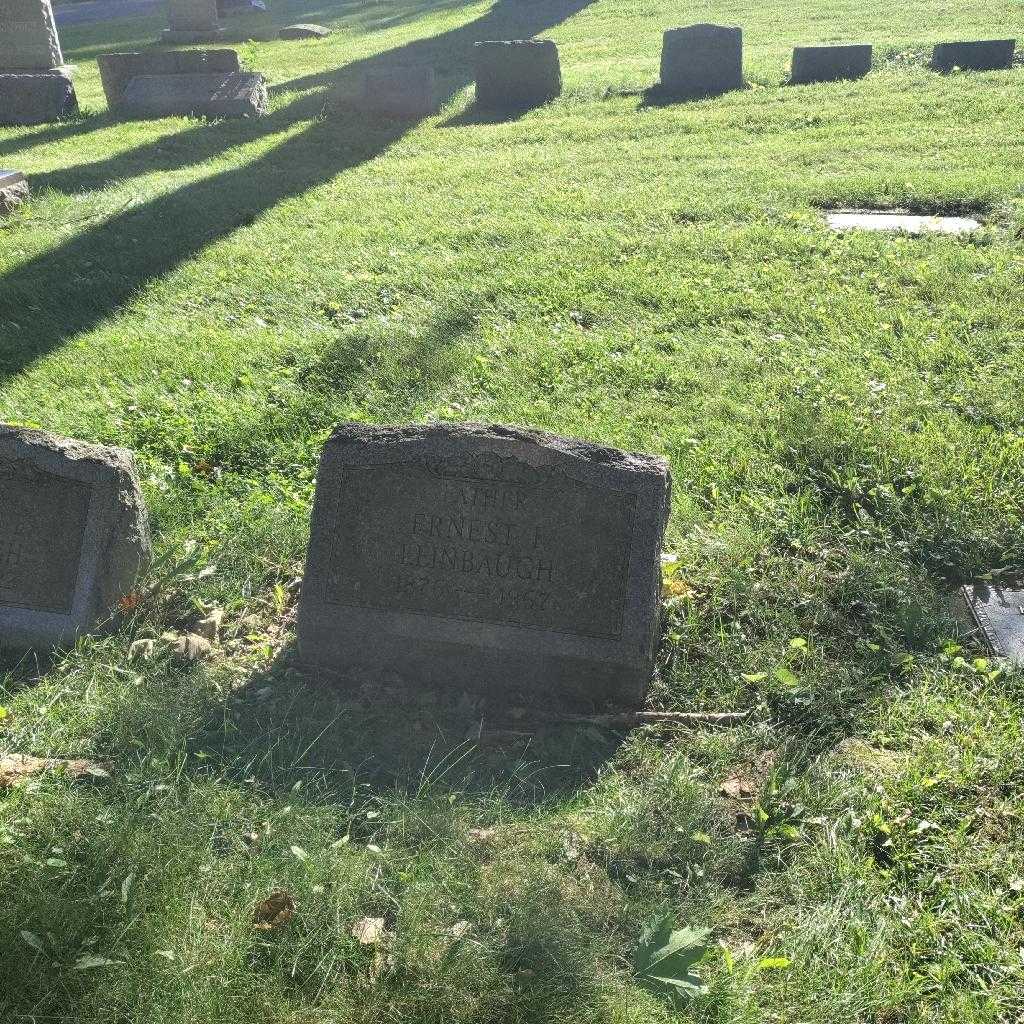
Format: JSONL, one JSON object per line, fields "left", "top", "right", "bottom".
{"left": 660, "top": 24, "right": 743, "bottom": 99}
{"left": 121, "top": 72, "right": 268, "bottom": 119}
{"left": 0, "top": 170, "right": 29, "bottom": 214}
{"left": 0, "top": 427, "right": 150, "bottom": 651}
{"left": 0, "top": 0, "right": 77, "bottom": 125}
{"left": 98, "top": 49, "right": 240, "bottom": 109}
{"left": 164, "top": 0, "right": 225, "bottom": 43}
{"left": 360, "top": 66, "right": 437, "bottom": 119}
{"left": 278, "top": 24, "right": 331, "bottom": 40}
{"left": 297, "top": 424, "right": 671, "bottom": 705}
{"left": 931, "top": 38, "right": 1015, "bottom": 73}
{"left": 474, "top": 40, "right": 561, "bottom": 111}
{"left": 961, "top": 582, "right": 1024, "bottom": 666}
{"left": 791, "top": 44, "right": 872, "bottom": 84}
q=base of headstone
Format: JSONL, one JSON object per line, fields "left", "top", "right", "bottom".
{"left": 359, "top": 66, "right": 437, "bottom": 119}
{"left": 474, "top": 39, "right": 561, "bottom": 111}
{"left": 279, "top": 23, "right": 331, "bottom": 40}
{"left": 297, "top": 423, "right": 671, "bottom": 707}
{"left": 120, "top": 71, "right": 268, "bottom": 119}
{"left": 660, "top": 24, "right": 744, "bottom": 99}
{"left": 931, "top": 39, "right": 1015, "bottom": 73}
{"left": 791, "top": 44, "right": 872, "bottom": 84}
{"left": 961, "top": 582, "right": 1024, "bottom": 665}
{"left": 0, "top": 170, "right": 29, "bottom": 214}
{"left": 0, "top": 71, "right": 77, "bottom": 126}
{"left": 162, "top": 28, "right": 228, "bottom": 43}
{"left": 98, "top": 49, "right": 240, "bottom": 108}
{"left": 0, "top": 426, "right": 151, "bottom": 652}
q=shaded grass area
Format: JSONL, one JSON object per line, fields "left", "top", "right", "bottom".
{"left": 2, "top": 0, "right": 1024, "bottom": 1020}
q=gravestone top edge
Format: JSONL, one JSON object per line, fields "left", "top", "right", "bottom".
{"left": 0, "top": 170, "right": 27, "bottom": 187}
{"left": 0, "top": 424, "right": 137, "bottom": 475}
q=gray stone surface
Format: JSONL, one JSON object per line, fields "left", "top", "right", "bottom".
{"left": 0, "top": 71, "right": 77, "bottom": 125}
{"left": 278, "top": 23, "right": 331, "bottom": 40}
{"left": 297, "top": 423, "right": 671, "bottom": 706}
{"left": 97, "top": 48, "right": 240, "bottom": 108}
{"left": 166, "top": 0, "right": 220, "bottom": 33}
{"left": 360, "top": 66, "right": 436, "bottom": 119}
{"left": 474, "top": 39, "right": 561, "bottom": 110}
{"left": 120, "top": 71, "right": 268, "bottom": 119}
{"left": 0, "top": 426, "right": 150, "bottom": 652}
{"left": 791, "top": 43, "right": 872, "bottom": 84}
{"left": 660, "top": 23, "right": 743, "bottom": 99}
{"left": 931, "top": 39, "right": 1015, "bottom": 73}
{"left": 962, "top": 582, "right": 1024, "bottom": 666}
{"left": 825, "top": 210, "right": 980, "bottom": 235}
{"left": 0, "top": 0, "right": 64, "bottom": 71}
{"left": 0, "top": 170, "right": 29, "bottom": 214}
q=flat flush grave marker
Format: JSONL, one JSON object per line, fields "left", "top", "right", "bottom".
{"left": 825, "top": 210, "right": 981, "bottom": 235}
{"left": 298, "top": 424, "right": 671, "bottom": 706}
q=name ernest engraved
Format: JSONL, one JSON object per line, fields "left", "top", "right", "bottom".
{"left": 325, "top": 456, "right": 636, "bottom": 639}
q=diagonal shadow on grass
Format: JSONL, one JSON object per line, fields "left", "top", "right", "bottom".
{"left": 0, "top": 0, "right": 595, "bottom": 383}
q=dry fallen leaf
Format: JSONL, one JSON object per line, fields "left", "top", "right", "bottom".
{"left": 128, "top": 638, "right": 156, "bottom": 662}
{"left": 0, "top": 754, "right": 110, "bottom": 788}
{"left": 194, "top": 608, "right": 225, "bottom": 642}
{"left": 720, "top": 777, "right": 756, "bottom": 800}
{"left": 467, "top": 827, "right": 498, "bottom": 843}
{"left": 163, "top": 632, "right": 213, "bottom": 661}
{"left": 253, "top": 890, "right": 295, "bottom": 931}
{"left": 351, "top": 916, "right": 386, "bottom": 945}
{"left": 450, "top": 920, "right": 472, "bottom": 939}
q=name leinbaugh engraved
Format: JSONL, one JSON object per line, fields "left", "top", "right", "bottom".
{"left": 325, "top": 452, "right": 637, "bottom": 639}
{"left": 0, "top": 462, "right": 91, "bottom": 613}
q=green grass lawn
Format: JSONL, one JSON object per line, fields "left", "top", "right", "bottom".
{"left": 2, "top": 0, "right": 1024, "bottom": 1020}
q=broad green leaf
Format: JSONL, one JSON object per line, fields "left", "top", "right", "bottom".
{"left": 634, "top": 915, "right": 710, "bottom": 1005}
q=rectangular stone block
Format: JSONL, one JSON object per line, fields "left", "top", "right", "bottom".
{"left": 98, "top": 49, "right": 240, "bottom": 108}
{"left": 0, "top": 71, "right": 77, "bottom": 126}
{"left": 360, "top": 66, "right": 437, "bottom": 119}
{"left": 0, "top": 427, "right": 150, "bottom": 652}
{"left": 167, "top": 0, "right": 220, "bottom": 33}
{"left": 0, "top": 169, "right": 29, "bottom": 214}
{"left": 0, "top": 0, "right": 64, "bottom": 71}
{"left": 120, "top": 72, "right": 268, "bottom": 120}
{"left": 474, "top": 39, "right": 561, "bottom": 111}
{"left": 660, "top": 23, "right": 743, "bottom": 99}
{"left": 931, "top": 39, "right": 1015, "bottom": 72}
{"left": 297, "top": 424, "right": 671, "bottom": 706}
{"left": 791, "top": 44, "right": 872, "bottom": 84}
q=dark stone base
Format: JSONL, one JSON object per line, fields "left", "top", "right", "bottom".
{"left": 931, "top": 39, "right": 1015, "bottom": 72}
{"left": 360, "top": 66, "right": 437, "bottom": 119}
{"left": 791, "top": 44, "right": 872, "bottom": 84}
{"left": 660, "top": 24, "right": 743, "bottom": 99}
{"left": 98, "top": 49, "right": 240, "bottom": 109}
{"left": 120, "top": 72, "right": 268, "bottom": 119}
{"left": 0, "top": 72, "right": 78, "bottom": 126}
{"left": 474, "top": 39, "right": 561, "bottom": 111}
{"left": 0, "top": 172, "right": 29, "bottom": 215}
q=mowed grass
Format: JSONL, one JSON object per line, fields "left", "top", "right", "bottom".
{"left": 2, "top": 0, "right": 1024, "bottom": 1020}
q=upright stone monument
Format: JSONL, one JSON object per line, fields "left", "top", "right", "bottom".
{"left": 297, "top": 424, "right": 671, "bottom": 706}
{"left": 98, "top": 49, "right": 241, "bottom": 109}
{"left": 659, "top": 24, "right": 744, "bottom": 99}
{"left": 791, "top": 44, "right": 872, "bottom": 84}
{"left": 0, "top": 427, "right": 151, "bottom": 651}
{"left": 931, "top": 39, "right": 1015, "bottom": 73}
{"left": 164, "top": 0, "right": 226, "bottom": 43}
{"left": 474, "top": 40, "right": 562, "bottom": 111}
{"left": 0, "top": 0, "right": 77, "bottom": 125}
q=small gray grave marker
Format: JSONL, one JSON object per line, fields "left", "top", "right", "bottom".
{"left": 297, "top": 424, "right": 670, "bottom": 705}
{"left": 164, "top": 0, "right": 225, "bottom": 43}
{"left": 791, "top": 44, "right": 872, "bottom": 84}
{"left": 98, "top": 49, "right": 240, "bottom": 109}
{"left": 474, "top": 39, "right": 561, "bottom": 110}
{"left": 659, "top": 24, "right": 743, "bottom": 99}
{"left": 0, "top": 427, "right": 150, "bottom": 651}
{"left": 120, "top": 72, "right": 268, "bottom": 119}
{"left": 825, "top": 210, "right": 980, "bottom": 235}
{"left": 962, "top": 582, "right": 1024, "bottom": 666}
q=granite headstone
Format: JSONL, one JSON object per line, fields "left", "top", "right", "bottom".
{"left": 474, "top": 39, "right": 562, "bottom": 110}
{"left": 120, "top": 72, "right": 268, "bottom": 119}
{"left": 791, "top": 44, "right": 872, "bottom": 84}
{"left": 0, "top": 71, "right": 77, "bottom": 125}
{"left": 297, "top": 424, "right": 671, "bottom": 705}
{"left": 165, "top": 0, "right": 225, "bottom": 43}
{"left": 931, "top": 39, "right": 1015, "bottom": 73}
{"left": 98, "top": 49, "right": 240, "bottom": 109}
{"left": 0, "top": 427, "right": 150, "bottom": 651}
{"left": 0, "top": 0, "right": 64, "bottom": 71}
{"left": 660, "top": 24, "right": 744, "bottom": 99}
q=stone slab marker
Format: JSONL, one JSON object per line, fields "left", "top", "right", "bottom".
{"left": 931, "top": 39, "right": 1015, "bottom": 73}
{"left": 0, "top": 71, "right": 76, "bottom": 125}
{"left": 0, "top": 169, "right": 29, "bottom": 214}
{"left": 298, "top": 424, "right": 671, "bottom": 705}
{"left": 0, "top": 0, "right": 64, "bottom": 70}
{"left": 165, "top": 0, "right": 225, "bottom": 43}
{"left": 660, "top": 24, "right": 743, "bottom": 99}
{"left": 98, "top": 49, "right": 240, "bottom": 109}
{"left": 791, "top": 44, "right": 872, "bottom": 84}
{"left": 120, "top": 72, "right": 268, "bottom": 119}
{"left": 474, "top": 40, "right": 561, "bottom": 110}
{"left": 0, "top": 427, "right": 150, "bottom": 651}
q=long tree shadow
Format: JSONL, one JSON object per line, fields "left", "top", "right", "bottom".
{"left": 0, "top": 0, "right": 595, "bottom": 382}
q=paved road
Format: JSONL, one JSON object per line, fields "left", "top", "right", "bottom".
{"left": 54, "top": 0, "right": 164, "bottom": 26}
